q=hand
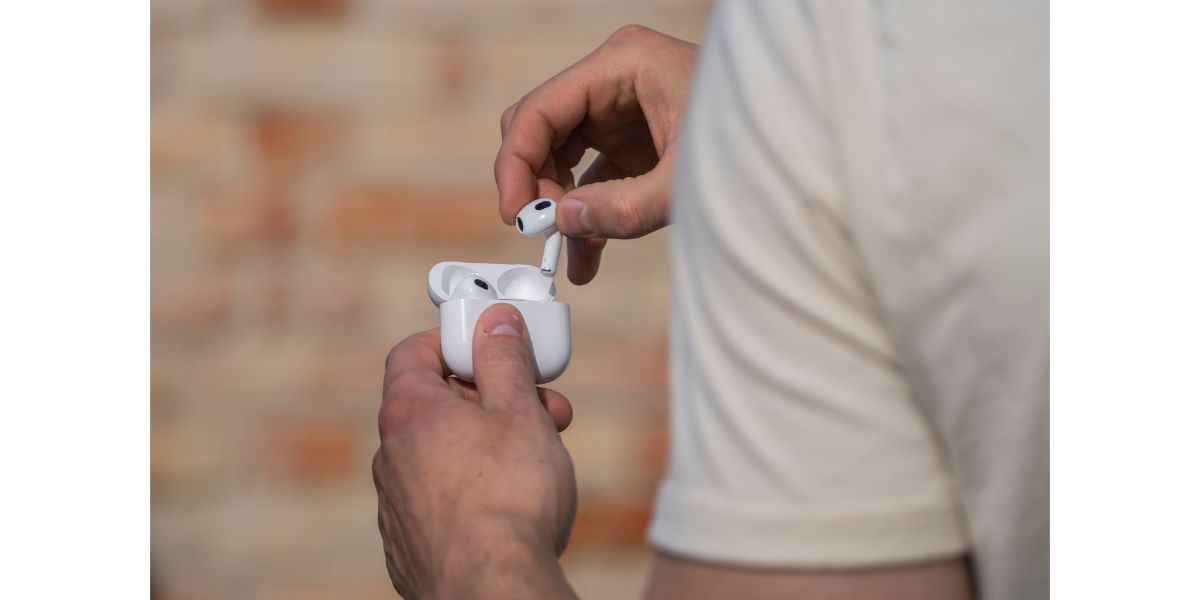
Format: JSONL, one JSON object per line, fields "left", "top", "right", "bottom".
{"left": 495, "top": 25, "right": 699, "bottom": 285}
{"left": 373, "top": 305, "right": 579, "bottom": 599}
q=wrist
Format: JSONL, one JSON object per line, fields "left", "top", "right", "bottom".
{"left": 427, "top": 523, "right": 573, "bottom": 600}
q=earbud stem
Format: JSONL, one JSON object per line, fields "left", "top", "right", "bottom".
{"left": 540, "top": 231, "right": 562, "bottom": 276}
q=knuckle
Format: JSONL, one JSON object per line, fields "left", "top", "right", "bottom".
{"left": 384, "top": 369, "right": 414, "bottom": 395}
{"left": 610, "top": 187, "right": 647, "bottom": 236}
{"left": 384, "top": 341, "right": 406, "bottom": 371}
{"left": 493, "top": 152, "right": 506, "bottom": 183}
{"left": 609, "top": 23, "right": 653, "bottom": 44}
{"left": 384, "top": 330, "right": 438, "bottom": 374}
{"left": 371, "top": 450, "right": 385, "bottom": 488}
{"left": 378, "top": 379, "right": 424, "bottom": 434}
{"left": 378, "top": 403, "right": 404, "bottom": 436}
{"left": 377, "top": 400, "right": 410, "bottom": 436}
{"left": 383, "top": 371, "right": 432, "bottom": 409}
{"left": 384, "top": 334, "right": 422, "bottom": 371}
{"left": 500, "top": 103, "right": 516, "bottom": 132}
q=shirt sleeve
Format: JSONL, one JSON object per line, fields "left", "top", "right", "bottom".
{"left": 650, "top": 0, "right": 970, "bottom": 568}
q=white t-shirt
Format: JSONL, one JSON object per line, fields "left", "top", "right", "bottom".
{"left": 650, "top": 2, "right": 1048, "bottom": 599}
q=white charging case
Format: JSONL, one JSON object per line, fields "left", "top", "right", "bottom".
{"left": 428, "top": 261, "right": 571, "bottom": 384}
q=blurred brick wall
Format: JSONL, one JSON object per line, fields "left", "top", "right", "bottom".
{"left": 151, "top": 1, "right": 712, "bottom": 598}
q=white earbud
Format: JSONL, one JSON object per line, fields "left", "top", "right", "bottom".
{"left": 516, "top": 198, "right": 562, "bottom": 276}
{"left": 450, "top": 274, "right": 498, "bottom": 300}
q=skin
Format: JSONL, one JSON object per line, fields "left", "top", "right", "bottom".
{"left": 645, "top": 554, "right": 973, "bottom": 600}
{"left": 373, "top": 305, "right": 578, "bottom": 599}
{"left": 495, "top": 24, "right": 696, "bottom": 285}
{"left": 376, "top": 24, "right": 975, "bottom": 600}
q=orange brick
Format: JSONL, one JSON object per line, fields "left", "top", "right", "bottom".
{"left": 196, "top": 180, "right": 297, "bottom": 254}
{"left": 151, "top": 108, "right": 235, "bottom": 174}
{"left": 254, "top": 416, "right": 362, "bottom": 486}
{"left": 296, "top": 345, "right": 382, "bottom": 398}
{"left": 433, "top": 34, "right": 470, "bottom": 103}
{"left": 251, "top": 108, "right": 348, "bottom": 172}
{"left": 152, "top": 428, "right": 225, "bottom": 484}
{"left": 316, "top": 182, "right": 508, "bottom": 249}
{"left": 152, "top": 428, "right": 230, "bottom": 508}
{"left": 254, "top": 272, "right": 291, "bottom": 324}
{"left": 294, "top": 271, "right": 368, "bottom": 324}
{"left": 638, "top": 420, "right": 670, "bottom": 467}
{"left": 568, "top": 499, "right": 654, "bottom": 551}
{"left": 152, "top": 272, "right": 233, "bottom": 336}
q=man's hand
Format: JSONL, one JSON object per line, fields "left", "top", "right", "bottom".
{"left": 495, "top": 25, "right": 699, "bottom": 285}
{"left": 373, "top": 305, "right": 579, "bottom": 599}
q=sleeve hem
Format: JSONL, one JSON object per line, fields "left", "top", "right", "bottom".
{"left": 647, "top": 480, "right": 971, "bottom": 568}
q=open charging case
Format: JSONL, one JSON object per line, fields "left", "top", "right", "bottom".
{"left": 428, "top": 261, "right": 571, "bottom": 384}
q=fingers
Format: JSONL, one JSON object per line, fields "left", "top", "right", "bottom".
{"left": 495, "top": 50, "right": 643, "bottom": 225}
{"left": 556, "top": 153, "right": 675, "bottom": 239}
{"left": 495, "top": 97, "right": 585, "bottom": 224}
{"left": 567, "top": 237, "right": 606, "bottom": 285}
{"left": 538, "top": 387, "right": 574, "bottom": 432}
{"left": 447, "top": 378, "right": 573, "bottom": 431}
{"left": 383, "top": 329, "right": 448, "bottom": 391}
{"left": 380, "top": 329, "right": 450, "bottom": 436}
{"left": 383, "top": 315, "right": 568, "bottom": 427}
{"left": 445, "top": 377, "right": 482, "bottom": 404}
{"left": 469, "top": 304, "right": 572, "bottom": 429}
{"left": 535, "top": 169, "right": 569, "bottom": 202}
{"left": 471, "top": 304, "right": 540, "bottom": 413}
{"left": 496, "top": 25, "right": 696, "bottom": 229}
{"left": 555, "top": 134, "right": 590, "bottom": 171}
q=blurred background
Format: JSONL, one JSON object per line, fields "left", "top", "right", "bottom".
{"left": 151, "top": 0, "right": 712, "bottom": 598}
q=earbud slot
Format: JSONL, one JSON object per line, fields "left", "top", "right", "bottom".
{"left": 497, "top": 267, "right": 555, "bottom": 302}
{"left": 439, "top": 265, "right": 475, "bottom": 298}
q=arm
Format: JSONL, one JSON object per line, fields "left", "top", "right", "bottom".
{"left": 377, "top": 28, "right": 698, "bottom": 597}
{"left": 493, "top": 22, "right": 976, "bottom": 600}
{"left": 429, "top": 532, "right": 575, "bottom": 599}
{"left": 644, "top": 553, "right": 973, "bottom": 600}
{"left": 373, "top": 305, "right": 578, "bottom": 599}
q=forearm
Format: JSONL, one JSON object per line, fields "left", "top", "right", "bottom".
{"left": 644, "top": 553, "right": 972, "bottom": 600}
{"left": 429, "top": 531, "right": 577, "bottom": 600}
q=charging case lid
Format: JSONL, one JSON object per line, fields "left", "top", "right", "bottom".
{"left": 428, "top": 262, "right": 556, "bottom": 306}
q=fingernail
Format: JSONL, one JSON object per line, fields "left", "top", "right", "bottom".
{"left": 558, "top": 198, "right": 594, "bottom": 235}
{"left": 482, "top": 305, "right": 523, "bottom": 337}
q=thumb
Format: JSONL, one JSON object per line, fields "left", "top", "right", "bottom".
{"left": 472, "top": 303, "right": 539, "bottom": 411}
{"left": 555, "top": 158, "right": 673, "bottom": 240}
